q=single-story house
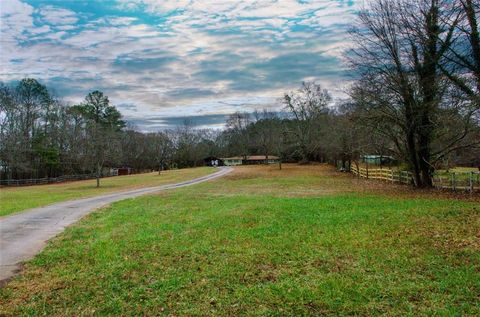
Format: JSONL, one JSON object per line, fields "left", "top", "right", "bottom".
{"left": 222, "top": 155, "right": 280, "bottom": 166}
{"left": 222, "top": 156, "right": 243, "bottom": 166}
{"left": 244, "top": 155, "right": 280, "bottom": 165}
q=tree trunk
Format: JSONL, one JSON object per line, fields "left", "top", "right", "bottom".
{"left": 406, "top": 128, "right": 422, "bottom": 187}
{"left": 415, "top": 5, "right": 438, "bottom": 188}
{"left": 418, "top": 127, "right": 434, "bottom": 187}
{"left": 96, "top": 163, "right": 101, "bottom": 188}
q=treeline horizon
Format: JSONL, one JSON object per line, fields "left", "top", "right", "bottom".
{"left": 1, "top": 0, "right": 479, "bottom": 187}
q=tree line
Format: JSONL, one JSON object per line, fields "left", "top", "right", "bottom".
{"left": 0, "top": 79, "right": 219, "bottom": 185}
{"left": 1, "top": 0, "right": 479, "bottom": 187}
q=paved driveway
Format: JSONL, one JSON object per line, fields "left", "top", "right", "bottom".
{"left": 0, "top": 167, "right": 232, "bottom": 282}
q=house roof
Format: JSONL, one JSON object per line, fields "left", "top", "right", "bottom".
{"left": 247, "top": 155, "right": 279, "bottom": 160}
{"left": 361, "top": 155, "right": 395, "bottom": 159}
{"left": 221, "top": 155, "right": 279, "bottom": 160}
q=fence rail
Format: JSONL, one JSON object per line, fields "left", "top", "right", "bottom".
{"left": 0, "top": 173, "right": 112, "bottom": 187}
{"left": 351, "top": 165, "right": 414, "bottom": 185}
{"left": 350, "top": 165, "right": 480, "bottom": 192}
{"left": 432, "top": 171, "right": 480, "bottom": 192}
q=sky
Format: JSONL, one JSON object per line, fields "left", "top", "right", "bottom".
{"left": 0, "top": 0, "right": 359, "bottom": 130}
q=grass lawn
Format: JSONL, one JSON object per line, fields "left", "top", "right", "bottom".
{"left": 1, "top": 165, "right": 479, "bottom": 315}
{"left": 0, "top": 167, "right": 214, "bottom": 217}
{"left": 433, "top": 168, "right": 480, "bottom": 188}
{"left": 445, "top": 167, "right": 479, "bottom": 173}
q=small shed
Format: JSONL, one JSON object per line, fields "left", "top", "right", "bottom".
{"left": 116, "top": 167, "right": 134, "bottom": 175}
{"left": 361, "top": 155, "right": 396, "bottom": 165}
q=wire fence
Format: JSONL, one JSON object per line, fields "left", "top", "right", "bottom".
{"left": 350, "top": 165, "right": 480, "bottom": 192}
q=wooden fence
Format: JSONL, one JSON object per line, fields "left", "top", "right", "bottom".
{"left": 351, "top": 165, "right": 414, "bottom": 185}
{"left": 0, "top": 172, "right": 111, "bottom": 187}
{"left": 432, "top": 171, "right": 480, "bottom": 192}
{"left": 350, "top": 165, "right": 480, "bottom": 192}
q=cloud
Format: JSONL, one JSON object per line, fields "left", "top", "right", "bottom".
{"left": 0, "top": 0, "right": 359, "bottom": 130}
{"left": 37, "top": 5, "right": 78, "bottom": 25}
{"left": 0, "top": 0, "right": 34, "bottom": 41}
{"left": 128, "top": 113, "right": 230, "bottom": 131}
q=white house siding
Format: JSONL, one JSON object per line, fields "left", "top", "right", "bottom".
{"left": 224, "top": 159, "right": 242, "bottom": 166}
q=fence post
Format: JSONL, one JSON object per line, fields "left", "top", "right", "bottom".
{"left": 451, "top": 173, "right": 456, "bottom": 191}
{"left": 391, "top": 169, "right": 394, "bottom": 183}
{"left": 469, "top": 172, "right": 473, "bottom": 193}
{"left": 366, "top": 161, "right": 369, "bottom": 179}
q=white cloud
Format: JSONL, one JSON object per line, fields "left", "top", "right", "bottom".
{"left": 107, "top": 16, "right": 137, "bottom": 26}
{"left": 0, "top": 0, "right": 34, "bottom": 41}
{"left": 38, "top": 5, "right": 78, "bottom": 25}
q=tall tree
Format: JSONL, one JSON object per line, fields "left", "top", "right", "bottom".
{"left": 226, "top": 112, "right": 251, "bottom": 159}
{"left": 0, "top": 79, "right": 55, "bottom": 178}
{"left": 251, "top": 110, "right": 279, "bottom": 163}
{"left": 283, "top": 81, "right": 331, "bottom": 163}
{"left": 443, "top": 0, "right": 480, "bottom": 109}
{"left": 73, "top": 91, "right": 125, "bottom": 187}
{"left": 152, "top": 131, "right": 173, "bottom": 174}
{"left": 349, "top": 0, "right": 478, "bottom": 187}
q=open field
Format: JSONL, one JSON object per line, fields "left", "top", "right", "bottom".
{"left": 1, "top": 164, "right": 479, "bottom": 315}
{"left": 0, "top": 167, "right": 214, "bottom": 217}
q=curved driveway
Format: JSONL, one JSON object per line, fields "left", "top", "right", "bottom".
{"left": 0, "top": 167, "right": 232, "bottom": 282}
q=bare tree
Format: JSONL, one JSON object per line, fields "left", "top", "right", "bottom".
{"left": 251, "top": 110, "right": 280, "bottom": 163}
{"left": 152, "top": 131, "right": 173, "bottom": 174}
{"left": 283, "top": 82, "right": 331, "bottom": 163}
{"left": 442, "top": 0, "right": 480, "bottom": 108}
{"left": 226, "top": 112, "right": 251, "bottom": 158}
{"left": 349, "top": 0, "right": 478, "bottom": 187}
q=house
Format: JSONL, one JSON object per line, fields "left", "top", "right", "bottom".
{"left": 243, "top": 155, "right": 280, "bottom": 165}
{"left": 222, "top": 156, "right": 243, "bottom": 166}
{"left": 222, "top": 155, "right": 280, "bottom": 166}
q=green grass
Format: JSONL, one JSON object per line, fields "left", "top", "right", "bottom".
{"left": 0, "top": 167, "right": 214, "bottom": 217}
{"left": 1, "top": 165, "right": 479, "bottom": 316}
{"left": 444, "top": 167, "right": 479, "bottom": 173}
{"left": 433, "top": 168, "right": 480, "bottom": 186}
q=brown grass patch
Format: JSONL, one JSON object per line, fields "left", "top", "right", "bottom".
{"left": 219, "top": 164, "right": 480, "bottom": 201}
